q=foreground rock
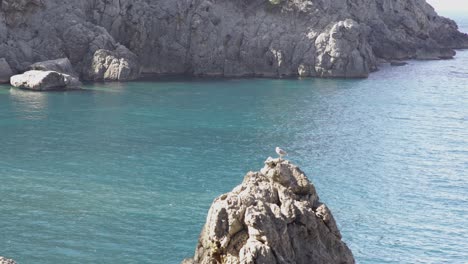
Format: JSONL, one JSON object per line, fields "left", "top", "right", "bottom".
{"left": 0, "top": 58, "right": 14, "bottom": 83}
{"left": 184, "top": 158, "right": 354, "bottom": 264}
{"left": 10, "top": 70, "right": 80, "bottom": 91}
{"left": 0, "top": 0, "right": 467, "bottom": 79}
{"left": 0, "top": 257, "right": 16, "bottom": 264}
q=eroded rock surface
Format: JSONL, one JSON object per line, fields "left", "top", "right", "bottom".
{"left": 184, "top": 158, "right": 354, "bottom": 264}
{"left": 84, "top": 45, "right": 141, "bottom": 81}
{"left": 0, "top": 0, "right": 141, "bottom": 81}
{"left": 0, "top": 0, "right": 467, "bottom": 79}
{"left": 315, "top": 19, "right": 376, "bottom": 77}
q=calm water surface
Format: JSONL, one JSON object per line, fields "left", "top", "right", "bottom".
{"left": 0, "top": 55, "right": 467, "bottom": 263}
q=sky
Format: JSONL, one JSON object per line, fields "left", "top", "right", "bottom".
{"left": 426, "top": 0, "right": 468, "bottom": 15}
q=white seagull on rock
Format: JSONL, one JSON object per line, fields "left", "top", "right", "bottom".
{"left": 276, "top": 147, "right": 287, "bottom": 160}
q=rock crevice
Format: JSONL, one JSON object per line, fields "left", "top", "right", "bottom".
{"left": 184, "top": 158, "right": 354, "bottom": 264}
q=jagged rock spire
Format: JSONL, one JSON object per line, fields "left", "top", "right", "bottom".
{"left": 183, "top": 157, "right": 354, "bottom": 264}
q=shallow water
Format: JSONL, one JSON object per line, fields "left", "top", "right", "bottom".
{"left": 1, "top": 52, "right": 467, "bottom": 263}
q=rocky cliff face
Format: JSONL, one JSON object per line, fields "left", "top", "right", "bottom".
{"left": 183, "top": 158, "right": 354, "bottom": 264}
{"left": 0, "top": 0, "right": 467, "bottom": 81}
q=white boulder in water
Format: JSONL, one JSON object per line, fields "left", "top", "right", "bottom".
{"left": 10, "top": 70, "right": 80, "bottom": 91}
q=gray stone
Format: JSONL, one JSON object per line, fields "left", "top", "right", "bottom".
{"left": 185, "top": 157, "right": 354, "bottom": 264}
{"left": 315, "top": 19, "right": 376, "bottom": 78}
{"left": 0, "top": 0, "right": 141, "bottom": 81}
{"left": 10, "top": 70, "right": 79, "bottom": 91}
{"left": 29, "top": 58, "right": 79, "bottom": 77}
{"left": 84, "top": 45, "right": 140, "bottom": 81}
{"left": 0, "top": 58, "right": 14, "bottom": 83}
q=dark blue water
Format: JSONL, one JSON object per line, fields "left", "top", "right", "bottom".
{"left": 1, "top": 54, "right": 467, "bottom": 263}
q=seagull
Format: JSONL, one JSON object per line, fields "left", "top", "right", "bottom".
{"left": 276, "top": 147, "right": 287, "bottom": 160}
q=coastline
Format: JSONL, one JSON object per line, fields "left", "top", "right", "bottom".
{"left": 2, "top": 0, "right": 468, "bottom": 89}
{"left": 0, "top": 4, "right": 468, "bottom": 264}
{"left": 1, "top": 49, "right": 465, "bottom": 87}
{"left": 0, "top": 46, "right": 467, "bottom": 263}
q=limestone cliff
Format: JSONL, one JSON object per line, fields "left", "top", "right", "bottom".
{"left": 183, "top": 158, "right": 354, "bottom": 264}
{"left": 0, "top": 0, "right": 467, "bottom": 81}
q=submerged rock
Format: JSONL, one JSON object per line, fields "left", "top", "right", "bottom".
{"left": 0, "top": 58, "right": 14, "bottom": 84}
{"left": 184, "top": 158, "right": 354, "bottom": 264}
{"left": 0, "top": 256, "right": 16, "bottom": 264}
{"left": 10, "top": 70, "right": 80, "bottom": 91}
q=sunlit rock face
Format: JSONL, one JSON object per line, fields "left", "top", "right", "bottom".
{"left": 183, "top": 158, "right": 355, "bottom": 264}
{"left": 0, "top": 0, "right": 467, "bottom": 79}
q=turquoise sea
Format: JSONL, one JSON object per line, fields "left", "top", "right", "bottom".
{"left": 1, "top": 20, "right": 467, "bottom": 264}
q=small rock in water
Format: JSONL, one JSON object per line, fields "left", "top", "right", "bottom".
{"left": 10, "top": 70, "right": 80, "bottom": 91}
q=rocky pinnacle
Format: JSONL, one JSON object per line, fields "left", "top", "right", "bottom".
{"left": 183, "top": 158, "right": 354, "bottom": 264}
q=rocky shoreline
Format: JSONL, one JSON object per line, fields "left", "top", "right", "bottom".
{"left": 0, "top": 0, "right": 467, "bottom": 90}
{"left": 183, "top": 158, "right": 354, "bottom": 264}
